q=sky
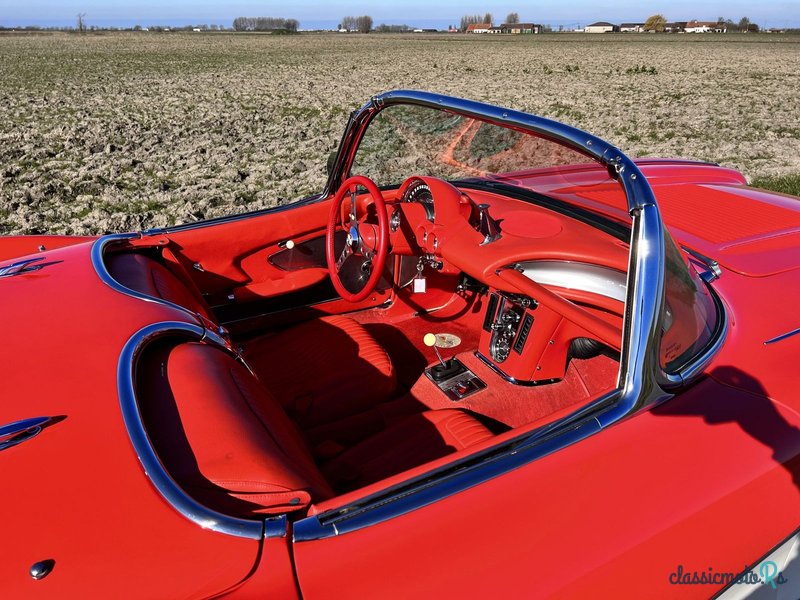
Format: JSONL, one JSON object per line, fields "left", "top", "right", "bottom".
{"left": 1, "top": 0, "right": 798, "bottom": 29}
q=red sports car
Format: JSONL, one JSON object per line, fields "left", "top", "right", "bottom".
{"left": 2, "top": 91, "right": 799, "bottom": 598}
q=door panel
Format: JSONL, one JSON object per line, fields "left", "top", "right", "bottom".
{"left": 165, "top": 199, "right": 332, "bottom": 299}
{"left": 292, "top": 379, "right": 800, "bottom": 598}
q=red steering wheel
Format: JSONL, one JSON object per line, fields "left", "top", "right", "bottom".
{"left": 325, "top": 175, "right": 390, "bottom": 303}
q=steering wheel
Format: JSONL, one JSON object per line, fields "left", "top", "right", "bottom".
{"left": 325, "top": 175, "right": 390, "bottom": 303}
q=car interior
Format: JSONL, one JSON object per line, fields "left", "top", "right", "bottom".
{"left": 105, "top": 170, "right": 630, "bottom": 520}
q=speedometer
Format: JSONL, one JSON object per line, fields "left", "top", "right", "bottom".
{"left": 403, "top": 181, "right": 435, "bottom": 221}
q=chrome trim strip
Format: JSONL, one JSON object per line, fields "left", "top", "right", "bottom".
{"left": 117, "top": 321, "right": 264, "bottom": 540}
{"left": 0, "top": 416, "right": 53, "bottom": 451}
{"left": 264, "top": 514, "right": 288, "bottom": 539}
{"left": 475, "top": 351, "right": 559, "bottom": 386}
{"left": 764, "top": 327, "right": 800, "bottom": 345}
{"left": 0, "top": 257, "right": 46, "bottom": 278}
{"left": 516, "top": 260, "right": 627, "bottom": 304}
{"left": 91, "top": 234, "right": 205, "bottom": 323}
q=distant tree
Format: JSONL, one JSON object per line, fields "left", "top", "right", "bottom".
{"left": 132, "top": 24, "right": 142, "bottom": 31}
{"left": 232, "top": 17, "right": 300, "bottom": 32}
{"left": 460, "top": 14, "right": 489, "bottom": 31}
{"left": 375, "top": 23, "right": 411, "bottom": 33}
{"left": 738, "top": 16, "right": 750, "bottom": 32}
{"left": 506, "top": 12, "right": 519, "bottom": 24}
{"left": 483, "top": 13, "right": 493, "bottom": 26}
{"left": 644, "top": 14, "right": 667, "bottom": 32}
{"left": 341, "top": 16, "right": 357, "bottom": 31}
{"left": 355, "top": 15, "right": 373, "bottom": 33}
{"left": 76, "top": 13, "right": 86, "bottom": 33}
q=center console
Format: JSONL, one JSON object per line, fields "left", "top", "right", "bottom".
{"left": 424, "top": 358, "right": 487, "bottom": 401}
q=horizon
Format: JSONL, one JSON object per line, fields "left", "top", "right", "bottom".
{"left": 1, "top": 1, "right": 799, "bottom": 30}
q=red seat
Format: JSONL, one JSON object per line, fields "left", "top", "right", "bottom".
{"left": 321, "top": 409, "right": 495, "bottom": 492}
{"left": 108, "top": 253, "right": 398, "bottom": 426}
{"left": 138, "top": 341, "right": 493, "bottom": 516}
{"left": 243, "top": 315, "right": 397, "bottom": 429}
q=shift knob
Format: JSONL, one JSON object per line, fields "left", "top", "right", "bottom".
{"left": 424, "top": 333, "right": 447, "bottom": 368}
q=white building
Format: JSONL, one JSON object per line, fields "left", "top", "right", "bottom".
{"left": 685, "top": 20, "right": 718, "bottom": 33}
{"left": 585, "top": 21, "right": 617, "bottom": 33}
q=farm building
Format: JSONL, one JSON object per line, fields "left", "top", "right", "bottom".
{"left": 500, "top": 22, "right": 540, "bottom": 34}
{"left": 465, "top": 23, "right": 492, "bottom": 33}
{"left": 620, "top": 23, "right": 644, "bottom": 33}
{"left": 664, "top": 22, "right": 687, "bottom": 33}
{"left": 685, "top": 20, "right": 725, "bottom": 33}
{"left": 585, "top": 22, "right": 618, "bottom": 33}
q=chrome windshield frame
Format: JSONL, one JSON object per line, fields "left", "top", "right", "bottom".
{"left": 325, "top": 89, "right": 698, "bottom": 419}
{"left": 292, "top": 90, "right": 728, "bottom": 541}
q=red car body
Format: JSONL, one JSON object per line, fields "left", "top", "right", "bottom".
{"left": 1, "top": 91, "right": 798, "bottom": 598}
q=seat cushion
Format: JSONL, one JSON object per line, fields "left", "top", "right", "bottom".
{"left": 244, "top": 315, "right": 396, "bottom": 429}
{"left": 106, "top": 252, "right": 212, "bottom": 320}
{"left": 139, "top": 342, "right": 335, "bottom": 516}
{"left": 321, "top": 409, "right": 495, "bottom": 493}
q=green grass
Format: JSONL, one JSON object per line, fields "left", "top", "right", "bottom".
{"left": 750, "top": 174, "right": 800, "bottom": 196}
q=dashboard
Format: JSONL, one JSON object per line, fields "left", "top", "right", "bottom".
{"left": 381, "top": 175, "right": 628, "bottom": 384}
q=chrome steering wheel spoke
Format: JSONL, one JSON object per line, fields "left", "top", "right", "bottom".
{"left": 336, "top": 244, "right": 352, "bottom": 270}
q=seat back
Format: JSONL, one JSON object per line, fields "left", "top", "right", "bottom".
{"left": 106, "top": 252, "right": 213, "bottom": 321}
{"left": 138, "top": 341, "right": 334, "bottom": 516}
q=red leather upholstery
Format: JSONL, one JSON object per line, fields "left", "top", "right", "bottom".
{"left": 138, "top": 341, "right": 493, "bottom": 515}
{"left": 139, "top": 342, "right": 336, "bottom": 516}
{"left": 244, "top": 315, "right": 397, "bottom": 429}
{"left": 108, "top": 253, "right": 397, "bottom": 427}
{"left": 321, "top": 409, "right": 495, "bottom": 493}
{"left": 106, "top": 252, "right": 212, "bottom": 320}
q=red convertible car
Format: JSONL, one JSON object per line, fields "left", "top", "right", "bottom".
{"left": 2, "top": 91, "right": 799, "bottom": 598}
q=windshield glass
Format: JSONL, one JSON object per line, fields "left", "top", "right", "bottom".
{"left": 350, "top": 104, "right": 604, "bottom": 189}
{"left": 349, "top": 102, "right": 720, "bottom": 378}
{"left": 660, "top": 239, "right": 719, "bottom": 371}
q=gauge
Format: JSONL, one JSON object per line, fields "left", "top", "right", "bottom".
{"left": 403, "top": 181, "right": 435, "bottom": 221}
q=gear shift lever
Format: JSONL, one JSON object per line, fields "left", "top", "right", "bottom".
{"left": 424, "top": 332, "right": 466, "bottom": 383}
